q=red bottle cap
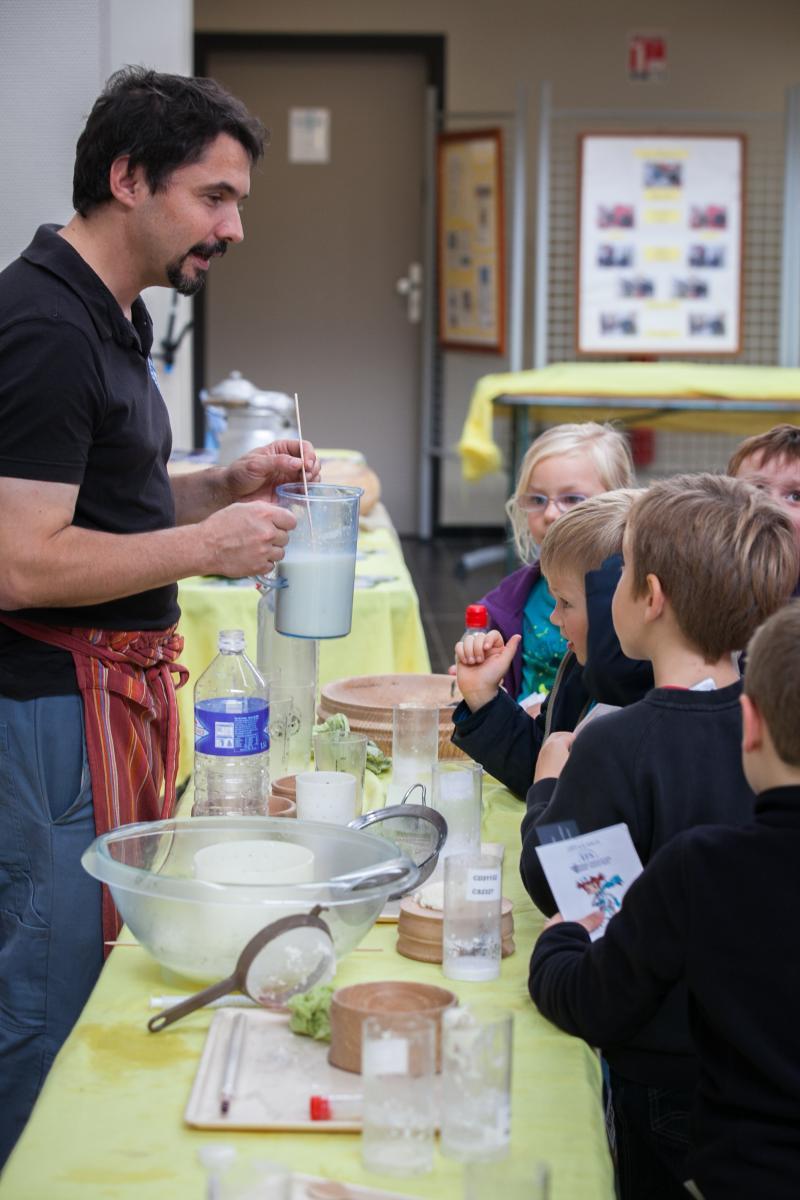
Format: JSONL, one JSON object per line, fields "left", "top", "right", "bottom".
{"left": 310, "top": 1095, "right": 331, "bottom": 1121}
{"left": 465, "top": 604, "right": 489, "bottom": 629}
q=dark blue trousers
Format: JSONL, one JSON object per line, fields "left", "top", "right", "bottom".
{"left": 0, "top": 694, "right": 103, "bottom": 1168}
{"left": 608, "top": 1067, "right": 693, "bottom": 1199}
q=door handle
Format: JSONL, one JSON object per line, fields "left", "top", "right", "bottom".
{"left": 395, "top": 262, "right": 423, "bottom": 323}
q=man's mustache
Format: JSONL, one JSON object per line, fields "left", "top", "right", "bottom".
{"left": 186, "top": 240, "right": 228, "bottom": 262}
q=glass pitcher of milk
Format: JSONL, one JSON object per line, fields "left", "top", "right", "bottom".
{"left": 261, "top": 482, "right": 363, "bottom": 639}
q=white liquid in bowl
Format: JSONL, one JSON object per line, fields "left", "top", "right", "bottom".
{"left": 192, "top": 839, "right": 315, "bottom": 885}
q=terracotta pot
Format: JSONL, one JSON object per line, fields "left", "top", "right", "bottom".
{"left": 267, "top": 794, "right": 296, "bottom": 818}
{"left": 271, "top": 775, "right": 297, "bottom": 802}
{"left": 328, "top": 979, "right": 457, "bottom": 1074}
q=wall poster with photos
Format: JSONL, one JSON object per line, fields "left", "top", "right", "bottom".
{"left": 438, "top": 129, "right": 506, "bottom": 354}
{"left": 577, "top": 133, "right": 744, "bottom": 355}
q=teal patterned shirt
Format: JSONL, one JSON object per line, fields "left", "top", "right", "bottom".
{"left": 518, "top": 574, "right": 567, "bottom": 701}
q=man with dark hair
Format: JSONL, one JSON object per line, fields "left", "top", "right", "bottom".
{"left": 0, "top": 67, "right": 317, "bottom": 1163}
{"left": 72, "top": 67, "right": 266, "bottom": 223}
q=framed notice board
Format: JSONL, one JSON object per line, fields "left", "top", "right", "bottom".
{"left": 577, "top": 133, "right": 745, "bottom": 356}
{"left": 438, "top": 129, "right": 506, "bottom": 354}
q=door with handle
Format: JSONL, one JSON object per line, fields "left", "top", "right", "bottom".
{"left": 204, "top": 47, "right": 435, "bottom": 535}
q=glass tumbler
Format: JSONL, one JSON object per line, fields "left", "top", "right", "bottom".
{"left": 443, "top": 853, "right": 502, "bottom": 982}
{"left": 361, "top": 1012, "right": 436, "bottom": 1176}
{"left": 463, "top": 1161, "right": 551, "bottom": 1200}
{"left": 441, "top": 1004, "right": 513, "bottom": 1162}
{"left": 312, "top": 730, "right": 368, "bottom": 815}
{"left": 269, "top": 682, "right": 314, "bottom": 775}
{"left": 268, "top": 695, "right": 293, "bottom": 781}
{"left": 222, "top": 1159, "right": 292, "bottom": 1200}
{"left": 387, "top": 703, "right": 439, "bottom": 806}
{"left": 430, "top": 761, "right": 483, "bottom": 862}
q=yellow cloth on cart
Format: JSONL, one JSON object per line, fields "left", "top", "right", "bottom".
{"left": 459, "top": 361, "right": 800, "bottom": 481}
{"left": 0, "top": 775, "right": 614, "bottom": 1200}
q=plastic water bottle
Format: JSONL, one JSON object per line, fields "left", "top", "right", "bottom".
{"left": 193, "top": 629, "right": 270, "bottom": 816}
{"left": 451, "top": 604, "right": 490, "bottom": 698}
{"left": 461, "top": 603, "right": 490, "bottom": 643}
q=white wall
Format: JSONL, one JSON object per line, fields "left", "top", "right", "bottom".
{"left": 0, "top": 0, "right": 195, "bottom": 449}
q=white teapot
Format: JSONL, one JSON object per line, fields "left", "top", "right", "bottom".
{"left": 200, "top": 371, "right": 298, "bottom": 465}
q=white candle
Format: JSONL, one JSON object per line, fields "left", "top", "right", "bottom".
{"left": 296, "top": 770, "right": 357, "bottom": 824}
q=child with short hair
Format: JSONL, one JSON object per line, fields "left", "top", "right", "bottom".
{"left": 530, "top": 600, "right": 800, "bottom": 1200}
{"left": 522, "top": 473, "right": 799, "bottom": 1197}
{"left": 483, "top": 421, "right": 635, "bottom": 705}
{"left": 728, "top": 423, "right": 800, "bottom": 564}
{"left": 728, "top": 422, "right": 800, "bottom": 518}
{"left": 452, "top": 489, "right": 651, "bottom": 797}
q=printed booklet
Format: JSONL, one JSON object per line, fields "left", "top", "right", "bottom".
{"left": 535, "top": 823, "right": 643, "bottom": 940}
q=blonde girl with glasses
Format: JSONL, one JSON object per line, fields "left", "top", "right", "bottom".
{"left": 480, "top": 422, "right": 635, "bottom": 708}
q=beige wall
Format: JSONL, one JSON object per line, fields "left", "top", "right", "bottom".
{"left": 197, "top": 0, "right": 800, "bottom": 112}
{"left": 195, "top": 0, "right": 800, "bottom": 526}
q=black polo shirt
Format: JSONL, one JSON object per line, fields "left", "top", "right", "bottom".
{"left": 0, "top": 224, "right": 180, "bottom": 698}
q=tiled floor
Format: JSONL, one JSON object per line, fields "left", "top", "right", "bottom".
{"left": 400, "top": 535, "right": 508, "bottom": 674}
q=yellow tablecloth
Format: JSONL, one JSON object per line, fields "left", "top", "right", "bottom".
{"left": 459, "top": 361, "right": 800, "bottom": 480}
{"left": 0, "top": 778, "right": 614, "bottom": 1199}
{"left": 175, "top": 526, "right": 431, "bottom": 779}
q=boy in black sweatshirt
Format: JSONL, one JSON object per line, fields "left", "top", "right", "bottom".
{"left": 530, "top": 601, "right": 800, "bottom": 1200}
{"left": 522, "top": 474, "right": 798, "bottom": 1198}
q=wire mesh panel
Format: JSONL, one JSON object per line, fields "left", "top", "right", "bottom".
{"left": 540, "top": 104, "right": 787, "bottom": 476}
{"left": 547, "top": 107, "right": 785, "bottom": 365}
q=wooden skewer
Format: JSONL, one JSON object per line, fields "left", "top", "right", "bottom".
{"left": 294, "top": 391, "right": 315, "bottom": 539}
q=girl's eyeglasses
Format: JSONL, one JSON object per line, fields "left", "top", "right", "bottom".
{"left": 516, "top": 492, "right": 588, "bottom": 513}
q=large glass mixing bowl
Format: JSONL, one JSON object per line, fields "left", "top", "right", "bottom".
{"left": 82, "top": 818, "right": 418, "bottom": 982}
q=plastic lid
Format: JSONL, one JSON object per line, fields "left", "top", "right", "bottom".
{"left": 310, "top": 1095, "right": 331, "bottom": 1120}
{"left": 465, "top": 604, "right": 489, "bottom": 629}
{"left": 218, "top": 629, "right": 245, "bottom": 653}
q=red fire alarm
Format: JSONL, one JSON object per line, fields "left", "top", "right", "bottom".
{"left": 628, "top": 33, "right": 667, "bottom": 83}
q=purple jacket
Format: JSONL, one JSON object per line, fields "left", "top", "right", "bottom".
{"left": 479, "top": 563, "right": 541, "bottom": 699}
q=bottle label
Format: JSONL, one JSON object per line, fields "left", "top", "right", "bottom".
{"left": 362, "top": 1037, "right": 409, "bottom": 1077}
{"left": 466, "top": 867, "right": 501, "bottom": 902}
{"left": 195, "top": 698, "right": 269, "bottom": 756}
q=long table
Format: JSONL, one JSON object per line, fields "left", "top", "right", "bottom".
{"left": 0, "top": 777, "right": 615, "bottom": 1199}
{"left": 175, "top": 518, "right": 431, "bottom": 779}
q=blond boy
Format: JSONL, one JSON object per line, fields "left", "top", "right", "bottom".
{"left": 451, "top": 490, "right": 651, "bottom": 798}
{"left": 522, "top": 474, "right": 798, "bottom": 1198}
{"left": 530, "top": 601, "right": 800, "bottom": 1200}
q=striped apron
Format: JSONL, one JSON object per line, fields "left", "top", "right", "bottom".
{"left": 0, "top": 618, "right": 188, "bottom": 945}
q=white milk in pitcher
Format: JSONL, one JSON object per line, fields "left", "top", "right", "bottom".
{"left": 275, "top": 551, "right": 356, "bottom": 638}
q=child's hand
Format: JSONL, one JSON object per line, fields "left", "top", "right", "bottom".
{"left": 455, "top": 631, "right": 521, "bottom": 713}
{"left": 542, "top": 910, "right": 603, "bottom": 935}
{"left": 534, "top": 730, "right": 575, "bottom": 782}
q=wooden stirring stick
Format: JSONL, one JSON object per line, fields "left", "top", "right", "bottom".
{"left": 294, "top": 391, "right": 315, "bottom": 538}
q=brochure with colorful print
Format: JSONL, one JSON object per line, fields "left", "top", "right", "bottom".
{"left": 535, "top": 823, "right": 643, "bottom": 941}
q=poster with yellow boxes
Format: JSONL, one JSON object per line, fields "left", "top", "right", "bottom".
{"left": 578, "top": 134, "right": 744, "bottom": 355}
